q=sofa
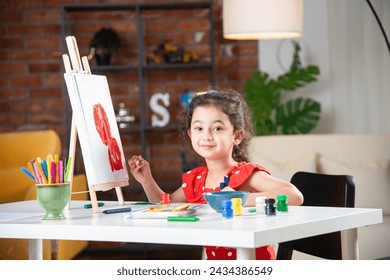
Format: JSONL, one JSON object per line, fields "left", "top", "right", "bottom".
{"left": 249, "top": 134, "right": 390, "bottom": 260}
{"left": 0, "top": 130, "right": 89, "bottom": 260}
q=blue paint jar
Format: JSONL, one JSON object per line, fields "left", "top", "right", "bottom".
{"left": 221, "top": 199, "right": 233, "bottom": 219}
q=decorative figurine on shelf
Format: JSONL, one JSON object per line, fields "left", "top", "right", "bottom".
{"left": 115, "top": 103, "right": 135, "bottom": 129}
{"left": 182, "top": 50, "right": 199, "bottom": 63}
{"left": 150, "top": 92, "right": 170, "bottom": 127}
{"left": 146, "top": 42, "right": 199, "bottom": 65}
{"left": 161, "top": 43, "right": 182, "bottom": 63}
{"left": 146, "top": 52, "right": 162, "bottom": 64}
{"left": 88, "top": 27, "right": 120, "bottom": 66}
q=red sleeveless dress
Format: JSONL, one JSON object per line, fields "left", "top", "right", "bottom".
{"left": 181, "top": 162, "right": 276, "bottom": 260}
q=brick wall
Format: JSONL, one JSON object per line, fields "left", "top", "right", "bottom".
{"left": 0, "top": 0, "right": 258, "bottom": 201}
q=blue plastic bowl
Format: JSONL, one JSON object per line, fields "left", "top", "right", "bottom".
{"left": 203, "top": 191, "right": 249, "bottom": 213}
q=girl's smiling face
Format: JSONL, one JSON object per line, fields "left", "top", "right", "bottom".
{"left": 188, "top": 105, "right": 243, "bottom": 161}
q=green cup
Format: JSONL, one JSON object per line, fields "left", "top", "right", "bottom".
{"left": 36, "top": 183, "right": 70, "bottom": 220}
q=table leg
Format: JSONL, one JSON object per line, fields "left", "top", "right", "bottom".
{"left": 28, "top": 239, "right": 43, "bottom": 260}
{"left": 236, "top": 248, "right": 256, "bottom": 260}
{"left": 340, "top": 228, "right": 359, "bottom": 259}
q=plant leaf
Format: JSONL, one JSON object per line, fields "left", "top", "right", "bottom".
{"left": 243, "top": 40, "right": 321, "bottom": 136}
{"left": 244, "top": 70, "right": 281, "bottom": 122}
{"left": 254, "top": 118, "right": 275, "bottom": 136}
{"left": 276, "top": 65, "right": 320, "bottom": 92}
{"left": 275, "top": 97, "right": 321, "bottom": 134}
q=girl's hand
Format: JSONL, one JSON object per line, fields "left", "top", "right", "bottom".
{"left": 128, "top": 155, "right": 152, "bottom": 185}
{"left": 129, "top": 155, "right": 188, "bottom": 203}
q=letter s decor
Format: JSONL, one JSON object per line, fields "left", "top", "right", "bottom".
{"left": 150, "top": 92, "right": 170, "bottom": 127}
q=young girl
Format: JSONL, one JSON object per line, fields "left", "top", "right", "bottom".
{"left": 128, "top": 88, "right": 304, "bottom": 260}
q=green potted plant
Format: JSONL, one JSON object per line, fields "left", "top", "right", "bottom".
{"left": 244, "top": 40, "right": 321, "bottom": 135}
{"left": 89, "top": 27, "right": 120, "bottom": 65}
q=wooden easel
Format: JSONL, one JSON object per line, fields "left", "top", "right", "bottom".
{"left": 62, "top": 36, "right": 126, "bottom": 213}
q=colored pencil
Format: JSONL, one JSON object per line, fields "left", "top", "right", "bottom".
{"left": 65, "top": 156, "right": 72, "bottom": 183}
{"left": 34, "top": 160, "right": 47, "bottom": 184}
{"left": 21, "top": 167, "right": 35, "bottom": 181}
{"left": 22, "top": 155, "right": 73, "bottom": 184}
{"left": 27, "top": 161, "right": 38, "bottom": 183}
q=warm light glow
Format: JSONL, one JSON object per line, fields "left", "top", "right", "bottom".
{"left": 223, "top": 0, "right": 303, "bottom": 40}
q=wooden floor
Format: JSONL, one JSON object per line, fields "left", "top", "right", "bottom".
{"left": 73, "top": 242, "right": 203, "bottom": 260}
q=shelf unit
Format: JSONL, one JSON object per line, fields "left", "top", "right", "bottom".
{"left": 60, "top": 1, "right": 216, "bottom": 159}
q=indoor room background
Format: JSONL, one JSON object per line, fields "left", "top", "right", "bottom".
{"left": 1, "top": 0, "right": 389, "bottom": 201}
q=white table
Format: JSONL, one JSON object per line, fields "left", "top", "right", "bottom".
{"left": 0, "top": 200, "right": 383, "bottom": 260}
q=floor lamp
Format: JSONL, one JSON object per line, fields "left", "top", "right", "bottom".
{"left": 366, "top": 0, "right": 390, "bottom": 55}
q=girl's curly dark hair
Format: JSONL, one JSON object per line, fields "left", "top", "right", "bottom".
{"left": 179, "top": 88, "right": 254, "bottom": 163}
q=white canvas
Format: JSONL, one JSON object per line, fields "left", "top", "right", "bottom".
{"left": 64, "top": 73, "right": 128, "bottom": 190}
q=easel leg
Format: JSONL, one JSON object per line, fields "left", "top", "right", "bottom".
{"left": 115, "top": 187, "right": 125, "bottom": 205}
{"left": 66, "top": 115, "right": 77, "bottom": 210}
{"left": 90, "top": 190, "right": 99, "bottom": 213}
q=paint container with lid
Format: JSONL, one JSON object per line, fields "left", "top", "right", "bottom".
{"left": 265, "top": 198, "right": 277, "bottom": 216}
{"left": 231, "top": 197, "right": 243, "bottom": 216}
{"left": 277, "top": 194, "right": 289, "bottom": 212}
{"left": 221, "top": 199, "right": 234, "bottom": 219}
{"left": 255, "top": 196, "right": 266, "bottom": 214}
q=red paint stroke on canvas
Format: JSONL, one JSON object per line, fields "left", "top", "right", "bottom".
{"left": 93, "top": 103, "right": 124, "bottom": 171}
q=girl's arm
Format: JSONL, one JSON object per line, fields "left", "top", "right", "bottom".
{"left": 239, "top": 171, "right": 304, "bottom": 207}
{"left": 128, "top": 155, "right": 188, "bottom": 203}
{"left": 169, "top": 187, "right": 188, "bottom": 203}
{"left": 128, "top": 155, "right": 162, "bottom": 202}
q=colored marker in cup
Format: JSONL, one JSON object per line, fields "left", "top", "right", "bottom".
{"left": 21, "top": 167, "right": 36, "bottom": 181}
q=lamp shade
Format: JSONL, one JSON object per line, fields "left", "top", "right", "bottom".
{"left": 223, "top": 0, "right": 303, "bottom": 40}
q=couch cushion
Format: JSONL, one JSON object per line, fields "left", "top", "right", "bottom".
{"left": 319, "top": 157, "right": 390, "bottom": 215}
{"left": 258, "top": 153, "right": 318, "bottom": 182}
{"left": 0, "top": 167, "right": 35, "bottom": 203}
{"left": 0, "top": 130, "right": 60, "bottom": 168}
